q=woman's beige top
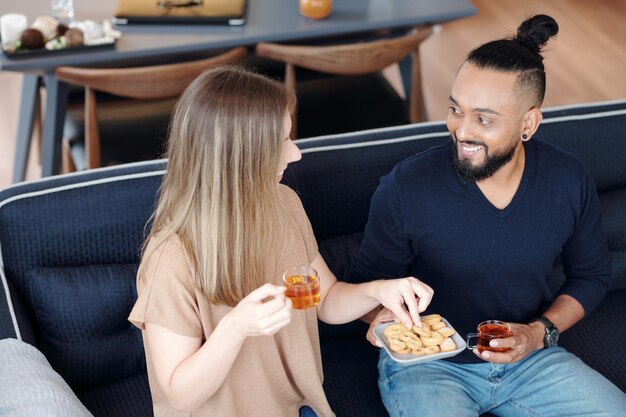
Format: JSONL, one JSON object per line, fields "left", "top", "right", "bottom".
{"left": 129, "top": 185, "right": 335, "bottom": 417}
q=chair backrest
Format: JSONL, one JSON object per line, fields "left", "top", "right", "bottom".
{"left": 256, "top": 26, "right": 433, "bottom": 138}
{"left": 55, "top": 47, "right": 247, "bottom": 170}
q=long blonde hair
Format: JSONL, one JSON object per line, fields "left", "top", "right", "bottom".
{"left": 142, "top": 65, "right": 296, "bottom": 306}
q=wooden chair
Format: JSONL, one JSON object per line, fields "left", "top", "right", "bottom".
{"left": 256, "top": 26, "right": 433, "bottom": 138}
{"left": 55, "top": 47, "right": 246, "bottom": 172}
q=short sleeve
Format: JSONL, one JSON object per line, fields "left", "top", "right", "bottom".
{"left": 128, "top": 235, "right": 204, "bottom": 338}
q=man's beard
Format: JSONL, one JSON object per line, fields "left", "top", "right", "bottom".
{"left": 452, "top": 137, "right": 518, "bottom": 183}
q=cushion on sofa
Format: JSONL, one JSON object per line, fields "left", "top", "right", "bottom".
{"left": 599, "top": 188, "right": 626, "bottom": 291}
{"left": 321, "top": 335, "right": 387, "bottom": 417}
{"left": 318, "top": 233, "right": 364, "bottom": 282}
{"left": 77, "top": 372, "right": 153, "bottom": 417}
{"left": 0, "top": 338, "right": 93, "bottom": 417}
{"left": 26, "top": 264, "right": 145, "bottom": 391}
{"left": 558, "top": 290, "right": 626, "bottom": 392}
{"left": 536, "top": 109, "right": 626, "bottom": 193}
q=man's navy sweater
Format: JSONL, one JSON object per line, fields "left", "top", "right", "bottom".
{"left": 351, "top": 139, "right": 612, "bottom": 363}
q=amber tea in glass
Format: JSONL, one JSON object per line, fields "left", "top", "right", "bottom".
{"left": 466, "top": 320, "right": 511, "bottom": 353}
{"left": 283, "top": 266, "right": 320, "bottom": 310}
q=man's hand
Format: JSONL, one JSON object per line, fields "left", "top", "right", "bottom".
{"left": 472, "top": 321, "right": 545, "bottom": 363}
{"left": 365, "top": 307, "right": 397, "bottom": 347}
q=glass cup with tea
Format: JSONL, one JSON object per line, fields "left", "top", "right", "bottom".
{"left": 282, "top": 266, "right": 320, "bottom": 310}
{"left": 466, "top": 320, "right": 512, "bottom": 353}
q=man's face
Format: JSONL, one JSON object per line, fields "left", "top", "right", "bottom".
{"left": 446, "top": 62, "right": 526, "bottom": 183}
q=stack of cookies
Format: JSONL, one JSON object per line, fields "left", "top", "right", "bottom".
{"left": 383, "top": 314, "right": 457, "bottom": 356}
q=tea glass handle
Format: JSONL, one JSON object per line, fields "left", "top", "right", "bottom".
{"left": 466, "top": 333, "right": 478, "bottom": 350}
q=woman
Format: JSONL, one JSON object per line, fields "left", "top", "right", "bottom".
{"left": 129, "top": 66, "right": 433, "bottom": 417}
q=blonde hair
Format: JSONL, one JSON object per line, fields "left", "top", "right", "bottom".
{"left": 142, "top": 65, "right": 296, "bottom": 306}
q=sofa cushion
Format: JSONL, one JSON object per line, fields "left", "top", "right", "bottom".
{"left": 0, "top": 338, "right": 93, "bottom": 416}
{"left": 26, "top": 264, "right": 145, "bottom": 391}
{"left": 558, "top": 290, "right": 626, "bottom": 392}
{"left": 78, "top": 372, "right": 153, "bottom": 417}
{"left": 532, "top": 108, "right": 626, "bottom": 193}
{"left": 318, "top": 233, "right": 364, "bottom": 282}
{"left": 321, "top": 334, "right": 386, "bottom": 417}
{"left": 599, "top": 188, "right": 626, "bottom": 291}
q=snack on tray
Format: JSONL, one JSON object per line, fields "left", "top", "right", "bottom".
{"left": 384, "top": 314, "right": 457, "bottom": 357}
{"left": 1, "top": 14, "right": 121, "bottom": 53}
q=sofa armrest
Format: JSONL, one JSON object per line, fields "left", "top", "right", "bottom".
{"left": 0, "top": 338, "right": 93, "bottom": 416}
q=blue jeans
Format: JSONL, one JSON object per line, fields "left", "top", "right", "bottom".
{"left": 299, "top": 405, "right": 317, "bottom": 417}
{"left": 378, "top": 347, "right": 626, "bottom": 417}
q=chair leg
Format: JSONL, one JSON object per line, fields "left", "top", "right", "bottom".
{"left": 61, "top": 140, "right": 76, "bottom": 173}
{"left": 85, "top": 87, "right": 101, "bottom": 169}
{"left": 409, "top": 49, "right": 425, "bottom": 123}
{"left": 409, "top": 24, "right": 433, "bottom": 123}
{"left": 34, "top": 88, "right": 44, "bottom": 164}
{"left": 285, "top": 63, "right": 298, "bottom": 139}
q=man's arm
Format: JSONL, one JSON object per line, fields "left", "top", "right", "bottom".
{"left": 351, "top": 171, "right": 415, "bottom": 283}
{"left": 350, "top": 172, "right": 421, "bottom": 344}
{"left": 557, "top": 168, "right": 612, "bottom": 313}
{"left": 477, "top": 167, "right": 611, "bottom": 363}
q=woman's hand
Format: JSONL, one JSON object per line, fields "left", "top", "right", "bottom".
{"left": 222, "top": 283, "right": 292, "bottom": 340}
{"left": 373, "top": 277, "right": 434, "bottom": 330}
{"left": 145, "top": 283, "right": 291, "bottom": 411}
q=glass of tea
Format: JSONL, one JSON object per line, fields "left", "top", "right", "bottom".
{"left": 282, "top": 266, "right": 320, "bottom": 310}
{"left": 466, "top": 320, "right": 511, "bottom": 353}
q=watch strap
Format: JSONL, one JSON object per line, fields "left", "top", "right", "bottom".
{"left": 530, "top": 315, "right": 555, "bottom": 329}
{"left": 530, "top": 316, "right": 558, "bottom": 348}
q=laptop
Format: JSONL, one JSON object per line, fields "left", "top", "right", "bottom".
{"left": 114, "top": 0, "right": 247, "bottom": 26}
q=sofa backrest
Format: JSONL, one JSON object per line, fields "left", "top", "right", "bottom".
{"left": 0, "top": 161, "right": 165, "bottom": 414}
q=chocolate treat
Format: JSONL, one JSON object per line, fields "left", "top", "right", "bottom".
{"left": 65, "top": 28, "right": 84, "bottom": 46}
{"left": 20, "top": 28, "right": 45, "bottom": 49}
{"left": 56, "top": 23, "right": 69, "bottom": 37}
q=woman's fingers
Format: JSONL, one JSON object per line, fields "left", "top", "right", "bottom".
{"left": 399, "top": 282, "right": 421, "bottom": 327}
{"left": 382, "top": 278, "right": 434, "bottom": 329}
{"left": 410, "top": 279, "right": 434, "bottom": 312}
{"left": 260, "top": 315, "right": 292, "bottom": 336}
{"left": 244, "top": 283, "right": 286, "bottom": 303}
{"left": 255, "top": 292, "right": 288, "bottom": 317}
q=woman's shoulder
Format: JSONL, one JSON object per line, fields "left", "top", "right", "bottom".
{"left": 140, "top": 231, "right": 192, "bottom": 281}
{"left": 145, "top": 231, "right": 185, "bottom": 258}
{"left": 278, "top": 184, "right": 304, "bottom": 209}
{"left": 278, "top": 183, "right": 298, "bottom": 198}
{"left": 278, "top": 184, "right": 314, "bottom": 231}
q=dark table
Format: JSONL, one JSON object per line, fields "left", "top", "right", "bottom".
{"left": 1, "top": 0, "right": 476, "bottom": 181}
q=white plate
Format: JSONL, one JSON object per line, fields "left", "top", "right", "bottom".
{"left": 373, "top": 318, "right": 466, "bottom": 365}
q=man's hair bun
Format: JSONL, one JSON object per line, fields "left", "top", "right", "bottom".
{"left": 516, "top": 14, "right": 559, "bottom": 53}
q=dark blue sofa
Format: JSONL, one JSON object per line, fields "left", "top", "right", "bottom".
{"left": 1, "top": 99, "right": 625, "bottom": 416}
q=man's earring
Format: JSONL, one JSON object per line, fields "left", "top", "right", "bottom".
{"left": 522, "top": 133, "right": 529, "bottom": 141}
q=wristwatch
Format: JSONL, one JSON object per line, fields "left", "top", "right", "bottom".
{"left": 530, "top": 316, "right": 559, "bottom": 348}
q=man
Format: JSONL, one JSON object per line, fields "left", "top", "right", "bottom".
{"left": 351, "top": 14, "right": 626, "bottom": 417}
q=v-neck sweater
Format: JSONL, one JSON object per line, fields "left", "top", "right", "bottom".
{"left": 352, "top": 140, "right": 612, "bottom": 363}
